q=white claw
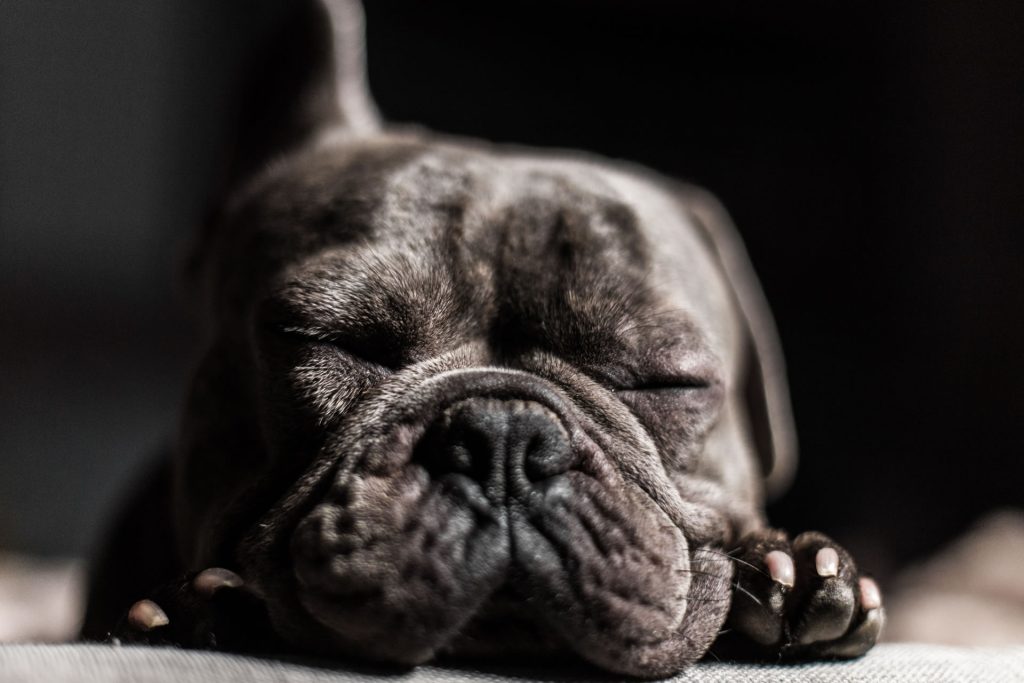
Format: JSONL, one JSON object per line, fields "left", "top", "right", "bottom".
{"left": 816, "top": 547, "right": 839, "bottom": 577}
{"left": 860, "top": 576, "right": 882, "bottom": 610}
{"left": 765, "top": 550, "right": 795, "bottom": 587}
{"left": 128, "top": 599, "right": 169, "bottom": 631}
{"left": 193, "top": 567, "right": 244, "bottom": 597}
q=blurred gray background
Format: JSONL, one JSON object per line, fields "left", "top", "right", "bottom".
{"left": 0, "top": 1, "right": 233, "bottom": 555}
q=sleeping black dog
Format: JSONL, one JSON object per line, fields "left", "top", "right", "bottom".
{"left": 81, "top": 0, "right": 882, "bottom": 677}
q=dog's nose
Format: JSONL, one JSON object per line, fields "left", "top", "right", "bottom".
{"left": 418, "top": 398, "right": 573, "bottom": 490}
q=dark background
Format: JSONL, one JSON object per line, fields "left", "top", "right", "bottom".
{"left": 1, "top": 0, "right": 1021, "bottom": 582}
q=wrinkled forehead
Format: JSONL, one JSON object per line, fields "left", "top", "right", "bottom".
{"left": 214, "top": 140, "right": 738, "bottom": 367}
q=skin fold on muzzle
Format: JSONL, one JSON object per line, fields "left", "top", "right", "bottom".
{"left": 237, "top": 367, "right": 733, "bottom": 677}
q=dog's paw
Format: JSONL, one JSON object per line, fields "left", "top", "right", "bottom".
{"left": 716, "top": 529, "right": 883, "bottom": 660}
{"left": 111, "top": 568, "right": 274, "bottom": 651}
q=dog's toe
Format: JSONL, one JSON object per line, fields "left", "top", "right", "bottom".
{"left": 788, "top": 534, "right": 885, "bottom": 658}
{"left": 816, "top": 601, "right": 884, "bottom": 657}
{"left": 859, "top": 576, "right": 882, "bottom": 610}
{"left": 789, "top": 532, "right": 858, "bottom": 646}
{"left": 193, "top": 568, "right": 244, "bottom": 597}
{"left": 722, "top": 529, "right": 791, "bottom": 647}
{"left": 815, "top": 547, "right": 839, "bottom": 577}
{"left": 110, "top": 567, "right": 273, "bottom": 651}
{"left": 127, "top": 599, "right": 169, "bottom": 632}
{"left": 764, "top": 549, "right": 795, "bottom": 587}
{"left": 715, "top": 528, "right": 883, "bottom": 661}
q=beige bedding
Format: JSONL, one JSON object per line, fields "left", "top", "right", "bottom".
{"left": 2, "top": 510, "right": 1022, "bottom": 648}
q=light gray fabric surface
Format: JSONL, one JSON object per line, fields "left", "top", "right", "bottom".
{"left": 1, "top": 644, "right": 1023, "bottom": 683}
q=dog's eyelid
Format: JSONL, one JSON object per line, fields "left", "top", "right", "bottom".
{"left": 637, "top": 350, "right": 724, "bottom": 392}
{"left": 326, "top": 336, "right": 401, "bottom": 371}
{"left": 621, "top": 377, "right": 712, "bottom": 392}
{"left": 280, "top": 323, "right": 328, "bottom": 339}
{"left": 578, "top": 365, "right": 631, "bottom": 389}
{"left": 262, "top": 319, "right": 333, "bottom": 345}
{"left": 580, "top": 359, "right": 719, "bottom": 392}
{"left": 265, "top": 323, "right": 399, "bottom": 372}
{"left": 646, "top": 363, "right": 717, "bottom": 388}
{"left": 255, "top": 296, "right": 326, "bottom": 338}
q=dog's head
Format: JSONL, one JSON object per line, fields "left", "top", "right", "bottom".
{"left": 175, "top": 1, "right": 796, "bottom": 676}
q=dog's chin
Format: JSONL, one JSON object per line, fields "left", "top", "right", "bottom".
{"left": 283, "top": 458, "right": 729, "bottom": 677}
{"left": 438, "top": 581, "right": 570, "bottom": 659}
{"left": 285, "top": 531, "right": 732, "bottom": 678}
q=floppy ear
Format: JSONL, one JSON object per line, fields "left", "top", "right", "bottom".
{"left": 677, "top": 184, "right": 798, "bottom": 500}
{"left": 216, "top": 0, "right": 380, "bottom": 196}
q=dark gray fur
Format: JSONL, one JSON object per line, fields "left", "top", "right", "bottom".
{"left": 82, "top": 1, "right": 880, "bottom": 677}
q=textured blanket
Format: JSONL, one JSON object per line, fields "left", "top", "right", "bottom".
{"left": 1, "top": 643, "right": 1023, "bottom": 683}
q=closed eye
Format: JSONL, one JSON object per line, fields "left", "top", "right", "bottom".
{"left": 580, "top": 357, "right": 719, "bottom": 394}
{"left": 272, "top": 324, "right": 400, "bottom": 372}
{"left": 614, "top": 374, "right": 725, "bottom": 459}
{"left": 257, "top": 294, "right": 404, "bottom": 371}
{"left": 613, "top": 374, "right": 723, "bottom": 416}
{"left": 620, "top": 378, "right": 712, "bottom": 392}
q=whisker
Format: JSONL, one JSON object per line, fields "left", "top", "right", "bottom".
{"left": 732, "top": 580, "right": 763, "bottom": 607}
{"left": 679, "top": 596, "right": 733, "bottom": 604}
{"left": 698, "top": 548, "right": 769, "bottom": 578}
{"left": 676, "top": 568, "right": 733, "bottom": 582}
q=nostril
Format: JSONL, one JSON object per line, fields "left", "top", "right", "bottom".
{"left": 445, "top": 427, "right": 493, "bottom": 482}
{"left": 519, "top": 417, "right": 572, "bottom": 482}
{"left": 416, "top": 404, "right": 496, "bottom": 482}
{"left": 415, "top": 398, "right": 572, "bottom": 488}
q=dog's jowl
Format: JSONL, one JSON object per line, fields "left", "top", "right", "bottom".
{"left": 81, "top": 0, "right": 883, "bottom": 677}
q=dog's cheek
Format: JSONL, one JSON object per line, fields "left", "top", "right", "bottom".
{"left": 288, "top": 464, "right": 510, "bottom": 663}
{"left": 510, "top": 466, "right": 692, "bottom": 665}
{"left": 618, "top": 388, "right": 723, "bottom": 471}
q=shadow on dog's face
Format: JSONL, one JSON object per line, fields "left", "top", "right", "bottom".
{"left": 175, "top": 2, "right": 795, "bottom": 677}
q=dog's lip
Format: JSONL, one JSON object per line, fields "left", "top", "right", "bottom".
{"left": 435, "top": 472, "right": 499, "bottom": 523}
{"left": 439, "top": 580, "right": 568, "bottom": 658}
{"left": 237, "top": 364, "right": 691, "bottom": 620}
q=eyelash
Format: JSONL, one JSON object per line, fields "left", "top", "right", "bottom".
{"left": 619, "top": 378, "right": 712, "bottom": 392}
{"left": 269, "top": 322, "right": 401, "bottom": 372}
{"left": 582, "top": 364, "right": 712, "bottom": 394}
{"left": 314, "top": 338, "right": 399, "bottom": 374}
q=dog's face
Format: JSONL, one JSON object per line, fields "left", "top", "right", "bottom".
{"left": 171, "top": 2, "right": 795, "bottom": 677}
{"left": 180, "top": 136, "right": 776, "bottom": 675}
